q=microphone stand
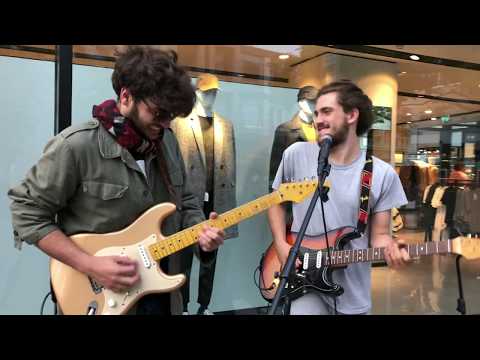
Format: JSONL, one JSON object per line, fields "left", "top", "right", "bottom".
{"left": 268, "top": 139, "right": 332, "bottom": 315}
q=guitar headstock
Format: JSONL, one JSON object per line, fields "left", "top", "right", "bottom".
{"left": 451, "top": 236, "right": 480, "bottom": 260}
{"left": 277, "top": 179, "right": 319, "bottom": 203}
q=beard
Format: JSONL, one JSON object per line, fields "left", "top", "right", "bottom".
{"left": 126, "top": 105, "right": 146, "bottom": 138}
{"left": 318, "top": 120, "right": 349, "bottom": 147}
{"left": 331, "top": 124, "right": 349, "bottom": 147}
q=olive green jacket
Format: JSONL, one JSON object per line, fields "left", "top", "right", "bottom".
{"left": 8, "top": 119, "right": 211, "bottom": 314}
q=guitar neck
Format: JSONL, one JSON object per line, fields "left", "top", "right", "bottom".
{"left": 148, "top": 190, "right": 285, "bottom": 261}
{"left": 316, "top": 240, "right": 453, "bottom": 267}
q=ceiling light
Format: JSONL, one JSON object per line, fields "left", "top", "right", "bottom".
{"left": 407, "top": 121, "right": 412, "bottom": 124}
{"left": 399, "top": 71, "right": 407, "bottom": 75}
{"left": 406, "top": 113, "right": 412, "bottom": 116}
{"left": 431, "top": 117, "right": 437, "bottom": 120}
{"left": 417, "top": 95, "right": 425, "bottom": 98}
{"left": 410, "top": 55, "right": 420, "bottom": 61}
{"left": 278, "top": 54, "right": 289, "bottom": 60}
{"left": 425, "top": 110, "right": 432, "bottom": 114}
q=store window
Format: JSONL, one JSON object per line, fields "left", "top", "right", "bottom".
{"left": 2, "top": 45, "right": 479, "bottom": 315}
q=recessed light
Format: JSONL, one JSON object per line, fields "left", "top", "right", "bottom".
{"left": 425, "top": 110, "right": 432, "bottom": 114}
{"left": 406, "top": 113, "right": 412, "bottom": 116}
{"left": 407, "top": 121, "right": 412, "bottom": 124}
{"left": 278, "top": 54, "right": 289, "bottom": 60}
{"left": 431, "top": 117, "right": 437, "bottom": 120}
{"left": 410, "top": 55, "right": 420, "bottom": 61}
{"left": 399, "top": 71, "right": 407, "bottom": 75}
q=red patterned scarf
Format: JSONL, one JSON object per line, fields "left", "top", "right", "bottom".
{"left": 92, "top": 99, "right": 156, "bottom": 155}
{"left": 92, "top": 99, "right": 175, "bottom": 199}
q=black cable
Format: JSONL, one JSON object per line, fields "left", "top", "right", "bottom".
{"left": 253, "top": 263, "right": 275, "bottom": 292}
{"left": 320, "top": 194, "right": 337, "bottom": 315}
{"left": 254, "top": 263, "right": 277, "bottom": 313}
{"left": 40, "top": 291, "right": 51, "bottom": 315}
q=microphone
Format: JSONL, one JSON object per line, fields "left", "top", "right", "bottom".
{"left": 317, "top": 135, "right": 333, "bottom": 177}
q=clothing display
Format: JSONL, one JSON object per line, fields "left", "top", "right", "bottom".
{"left": 171, "top": 76, "right": 237, "bottom": 313}
{"left": 454, "top": 187, "right": 480, "bottom": 234}
{"left": 269, "top": 86, "right": 319, "bottom": 189}
{"left": 398, "top": 165, "right": 417, "bottom": 201}
{"left": 269, "top": 114, "right": 314, "bottom": 189}
{"left": 422, "top": 183, "right": 441, "bottom": 242}
{"left": 171, "top": 111, "right": 238, "bottom": 238}
{"left": 422, "top": 181, "right": 480, "bottom": 241}
{"left": 413, "top": 162, "right": 431, "bottom": 201}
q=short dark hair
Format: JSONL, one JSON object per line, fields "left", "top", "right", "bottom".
{"left": 111, "top": 46, "right": 195, "bottom": 118}
{"left": 454, "top": 162, "right": 465, "bottom": 171}
{"left": 317, "top": 80, "right": 374, "bottom": 136}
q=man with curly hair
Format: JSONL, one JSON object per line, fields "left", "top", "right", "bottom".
{"left": 8, "top": 46, "right": 225, "bottom": 315}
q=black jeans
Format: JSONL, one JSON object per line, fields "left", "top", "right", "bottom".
{"left": 179, "top": 246, "right": 218, "bottom": 311}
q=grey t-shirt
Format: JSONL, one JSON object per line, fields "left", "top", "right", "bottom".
{"left": 272, "top": 142, "right": 408, "bottom": 313}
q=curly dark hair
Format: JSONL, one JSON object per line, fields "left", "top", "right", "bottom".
{"left": 316, "top": 80, "right": 374, "bottom": 136}
{"left": 112, "top": 46, "right": 195, "bottom": 118}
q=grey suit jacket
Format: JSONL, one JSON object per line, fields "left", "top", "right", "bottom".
{"left": 269, "top": 113, "right": 309, "bottom": 188}
{"left": 171, "top": 110, "right": 238, "bottom": 239}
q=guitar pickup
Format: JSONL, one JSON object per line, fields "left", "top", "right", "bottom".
{"left": 302, "top": 253, "right": 309, "bottom": 270}
{"left": 88, "top": 277, "right": 103, "bottom": 294}
{"left": 138, "top": 244, "right": 151, "bottom": 268}
{"left": 316, "top": 251, "right": 322, "bottom": 268}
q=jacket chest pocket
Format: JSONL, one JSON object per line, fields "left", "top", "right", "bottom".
{"left": 82, "top": 181, "right": 129, "bottom": 200}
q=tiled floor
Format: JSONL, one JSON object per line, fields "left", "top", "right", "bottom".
{"left": 371, "top": 230, "right": 480, "bottom": 315}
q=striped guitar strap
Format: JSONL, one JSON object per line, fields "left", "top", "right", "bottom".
{"left": 357, "top": 154, "right": 373, "bottom": 235}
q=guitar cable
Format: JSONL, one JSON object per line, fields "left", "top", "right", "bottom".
{"left": 253, "top": 256, "right": 276, "bottom": 292}
{"left": 320, "top": 195, "right": 337, "bottom": 315}
{"left": 40, "top": 291, "right": 57, "bottom": 315}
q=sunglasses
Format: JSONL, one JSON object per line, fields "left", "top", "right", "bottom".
{"left": 144, "top": 101, "right": 176, "bottom": 121}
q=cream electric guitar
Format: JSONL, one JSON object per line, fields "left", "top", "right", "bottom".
{"left": 50, "top": 180, "right": 318, "bottom": 315}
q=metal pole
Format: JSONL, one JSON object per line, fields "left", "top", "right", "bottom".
{"left": 54, "top": 45, "right": 72, "bottom": 134}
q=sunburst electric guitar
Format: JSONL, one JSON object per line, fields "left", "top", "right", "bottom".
{"left": 260, "top": 228, "right": 480, "bottom": 301}
{"left": 50, "top": 180, "right": 318, "bottom": 315}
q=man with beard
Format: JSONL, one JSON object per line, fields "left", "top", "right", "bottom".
{"left": 268, "top": 80, "right": 409, "bottom": 315}
{"left": 8, "top": 46, "right": 225, "bottom": 315}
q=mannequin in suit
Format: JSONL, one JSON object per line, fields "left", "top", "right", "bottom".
{"left": 171, "top": 74, "right": 237, "bottom": 315}
{"left": 269, "top": 85, "right": 319, "bottom": 189}
{"left": 268, "top": 86, "right": 318, "bottom": 226}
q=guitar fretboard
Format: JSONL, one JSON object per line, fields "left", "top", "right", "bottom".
{"left": 303, "top": 240, "right": 452, "bottom": 267}
{"left": 148, "top": 192, "right": 281, "bottom": 261}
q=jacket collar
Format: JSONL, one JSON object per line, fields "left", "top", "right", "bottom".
{"left": 97, "top": 121, "right": 123, "bottom": 159}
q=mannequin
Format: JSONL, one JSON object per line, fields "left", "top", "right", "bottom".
{"left": 170, "top": 73, "right": 237, "bottom": 315}
{"left": 268, "top": 85, "right": 319, "bottom": 228}
{"left": 195, "top": 88, "right": 217, "bottom": 118}
{"left": 269, "top": 85, "right": 319, "bottom": 189}
{"left": 297, "top": 98, "right": 317, "bottom": 142}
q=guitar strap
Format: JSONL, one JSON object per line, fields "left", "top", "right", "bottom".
{"left": 357, "top": 154, "right": 373, "bottom": 235}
